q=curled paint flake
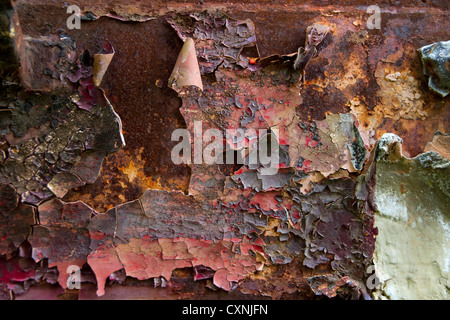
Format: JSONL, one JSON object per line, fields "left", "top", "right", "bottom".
{"left": 93, "top": 41, "right": 115, "bottom": 87}
{"left": 294, "top": 23, "right": 331, "bottom": 74}
{"left": 167, "top": 12, "right": 259, "bottom": 73}
{"left": 168, "top": 38, "right": 203, "bottom": 91}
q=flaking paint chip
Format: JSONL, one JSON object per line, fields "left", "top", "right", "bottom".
{"left": 168, "top": 38, "right": 203, "bottom": 91}
{"left": 93, "top": 41, "right": 115, "bottom": 87}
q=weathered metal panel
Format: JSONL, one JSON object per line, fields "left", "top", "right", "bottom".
{"left": 0, "top": 0, "right": 448, "bottom": 300}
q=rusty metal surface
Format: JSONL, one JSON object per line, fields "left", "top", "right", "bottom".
{"left": 0, "top": 0, "right": 449, "bottom": 300}
{"left": 11, "top": 0, "right": 449, "bottom": 209}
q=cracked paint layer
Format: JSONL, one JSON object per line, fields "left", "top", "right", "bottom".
{"left": 1, "top": 0, "right": 449, "bottom": 300}
{"left": 28, "top": 198, "right": 93, "bottom": 289}
{"left": 29, "top": 190, "right": 265, "bottom": 296}
{"left": 0, "top": 35, "right": 124, "bottom": 204}
{"left": 163, "top": 11, "right": 376, "bottom": 299}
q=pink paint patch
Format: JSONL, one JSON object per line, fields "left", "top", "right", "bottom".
{"left": 87, "top": 245, "right": 123, "bottom": 296}
{"left": 305, "top": 136, "right": 320, "bottom": 148}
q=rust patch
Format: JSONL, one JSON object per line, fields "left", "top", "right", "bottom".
{"left": 1, "top": 0, "right": 449, "bottom": 301}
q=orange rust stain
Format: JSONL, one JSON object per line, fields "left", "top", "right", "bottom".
{"left": 63, "top": 147, "right": 190, "bottom": 213}
{"left": 118, "top": 147, "right": 164, "bottom": 190}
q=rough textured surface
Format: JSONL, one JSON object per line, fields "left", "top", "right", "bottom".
{"left": 418, "top": 41, "right": 450, "bottom": 97}
{"left": 0, "top": 0, "right": 449, "bottom": 300}
{"left": 372, "top": 134, "right": 450, "bottom": 299}
{"left": 424, "top": 131, "right": 450, "bottom": 159}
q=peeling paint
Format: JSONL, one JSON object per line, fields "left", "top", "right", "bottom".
{"left": 1, "top": 0, "right": 449, "bottom": 301}
{"left": 93, "top": 41, "right": 115, "bottom": 87}
{"left": 418, "top": 40, "right": 450, "bottom": 97}
{"left": 372, "top": 134, "right": 450, "bottom": 299}
{"left": 0, "top": 37, "right": 124, "bottom": 205}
